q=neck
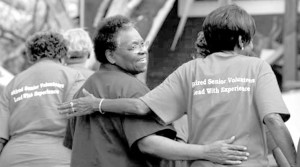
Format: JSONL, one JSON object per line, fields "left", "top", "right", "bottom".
{"left": 37, "top": 57, "right": 62, "bottom": 64}
{"left": 100, "top": 64, "right": 138, "bottom": 77}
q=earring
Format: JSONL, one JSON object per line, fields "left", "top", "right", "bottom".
{"left": 241, "top": 45, "right": 244, "bottom": 50}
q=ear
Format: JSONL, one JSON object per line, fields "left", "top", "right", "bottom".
{"left": 238, "top": 36, "right": 244, "bottom": 50}
{"left": 105, "top": 50, "right": 116, "bottom": 64}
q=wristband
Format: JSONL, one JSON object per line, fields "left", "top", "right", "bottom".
{"left": 98, "top": 98, "right": 105, "bottom": 114}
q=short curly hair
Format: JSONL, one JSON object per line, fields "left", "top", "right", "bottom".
{"left": 25, "top": 31, "right": 68, "bottom": 63}
{"left": 93, "top": 15, "right": 133, "bottom": 64}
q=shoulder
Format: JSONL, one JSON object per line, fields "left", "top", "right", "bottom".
{"left": 85, "top": 70, "right": 150, "bottom": 98}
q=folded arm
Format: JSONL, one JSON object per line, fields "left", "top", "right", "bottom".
{"left": 137, "top": 135, "right": 249, "bottom": 165}
{"left": 264, "top": 113, "right": 296, "bottom": 167}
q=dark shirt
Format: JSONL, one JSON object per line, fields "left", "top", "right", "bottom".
{"left": 64, "top": 67, "right": 176, "bottom": 167}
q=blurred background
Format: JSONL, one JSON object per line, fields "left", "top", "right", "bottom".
{"left": 0, "top": 0, "right": 300, "bottom": 164}
{"left": 1, "top": 0, "right": 300, "bottom": 89}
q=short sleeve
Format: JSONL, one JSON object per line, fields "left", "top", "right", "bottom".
{"left": 140, "top": 65, "right": 188, "bottom": 124}
{"left": 173, "top": 115, "right": 188, "bottom": 142}
{"left": 0, "top": 85, "right": 11, "bottom": 140}
{"left": 254, "top": 62, "right": 290, "bottom": 123}
{"left": 64, "top": 72, "right": 85, "bottom": 102}
{"left": 123, "top": 115, "right": 176, "bottom": 149}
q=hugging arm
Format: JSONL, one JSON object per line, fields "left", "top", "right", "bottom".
{"left": 58, "top": 89, "right": 150, "bottom": 117}
{"left": 264, "top": 113, "right": 296, "bottom": 167}
{"left": 137, "top": 135, "right": 249, "bottom": 165}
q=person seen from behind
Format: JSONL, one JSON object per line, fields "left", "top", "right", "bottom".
{"left": 0, "top": 31, "right": 85, "bottom": 167}
{"left": 63, "top": 28, "right": 95, "bottom": 79}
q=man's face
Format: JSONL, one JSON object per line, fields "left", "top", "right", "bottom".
{"left": 113, "top": 27, "right": 148, "bottom": 75}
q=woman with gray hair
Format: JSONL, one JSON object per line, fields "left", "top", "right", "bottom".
{"left": 63, "top": 28, "right": 95, "bottom": 78}
{"left": 0, "top": 31, "right": 85, "bottom": 167}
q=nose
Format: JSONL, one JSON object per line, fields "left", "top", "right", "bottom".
{"left": 137, "top": 44, "right": 149, "bottom": 55}
{"left": 137, "top": 48, "right": 148, "bottom": 56}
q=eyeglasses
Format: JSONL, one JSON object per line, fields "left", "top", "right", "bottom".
{"left": 118, "top": 41, "right": 149, "bottom": 53}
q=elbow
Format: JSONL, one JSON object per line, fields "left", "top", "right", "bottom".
{"left": 264, "top": 113, "right": 285, "bottom": 128}
{"left": 133, "top": 100, "right": 149, "bottom": 115}
{"left": 137, "top": 137, "right": 157, "bottom": 155}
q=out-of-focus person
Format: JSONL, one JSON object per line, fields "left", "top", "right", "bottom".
{"left": 0, "top": 31, "right": 85, "bottom": 167}
{"left": 63, "top": 28, "right": 95, "bottom": 79}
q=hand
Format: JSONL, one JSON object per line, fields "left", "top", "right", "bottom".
{"left": 203, "top": 136, "right": 249, "bottom": 165}
{"left": 58, "top": 89, "right": 98, "bottom": 118}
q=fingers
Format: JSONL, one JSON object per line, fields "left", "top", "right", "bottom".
{"left": 223, "top": 136, "right": 247, "bottom": 151}
{"left": 223, "top": 160, "right": 242, "bottom": 165}
{"left": 224, "top": 136, "right": 235, "bottom": 144}
{"left": 60, "top": 108, "right": 88, "bottom": 118}
{"left": 57, "top": 101, "right": 74, "bottom": 110}
{"left": 227, "top": 152, "right": 249, "bottom": 160}
{"left": 231, "top": 150, "right": 249, "bottom": 156}
{"left": 58, "top": 109, "right": 71, "bottom": 115}
{"left": 228, "top": 144, "right": 248, "bottom": 151}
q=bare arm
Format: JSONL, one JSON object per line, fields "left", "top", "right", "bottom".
{"left": 264, "top": 113, "right": 296, "bottom": 167}
{"left": 138, "top": 135, "right": 249, "bottom": 165}
{"left": 102, "top": 98, "right": 150, "bottom": 115}
{"left": 266, "top": 129, "right": 290, "bottom": 167}
{"left": 58, "top": 89, "right": 150, "bottom": 117}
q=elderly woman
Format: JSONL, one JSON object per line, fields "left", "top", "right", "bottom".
{"left": 63, "top": 28, "right": 95, "bottom": 78}
{"left": 61, "top": 15, "right": 250, "bottom": 167}
{"left": 0, "top": 31, "right": 84, "bottom": 167}
{"left": 59, "top": 5, "right": 296, "bottom": 167}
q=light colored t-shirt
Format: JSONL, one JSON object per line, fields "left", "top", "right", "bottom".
{"left": 0, "top": 59, "right": 85, "bottom": 167}
{"left": 141, "top": 52, "right": 290, "bottom": 167}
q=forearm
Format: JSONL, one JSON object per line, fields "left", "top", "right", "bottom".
{"left": 102, "top": 98, "right": 150, "bottom": 115}
{"left": 267, "top": 129, "right": 290, "bottom": 167}
{"left": 138, "top": 135, "right": 249, "bottom": 165}
{"left": 138, "top": 135, "right": 205, "bottom": 160}
{"left": 264, "top": 113, "right": 296, "bottom": 167}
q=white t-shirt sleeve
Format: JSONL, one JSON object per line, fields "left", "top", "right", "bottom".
{"left": 254, "top": 61, "right": 290, "bottom": 123}
{"left": 140, "top": 65, "right": 188, "bottom": 125}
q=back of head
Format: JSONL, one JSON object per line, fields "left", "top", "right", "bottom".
{"left": 93, "top": 15, "right": 133, "bottom": 64}
{"left": 202, "top": 4, "right": 256, "bottom": 53}
{"left": 26, "top": 31, "right": 68, "bottom": 63}
{"left": 63, "top": 28, "right": 94, "bottom": 65}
